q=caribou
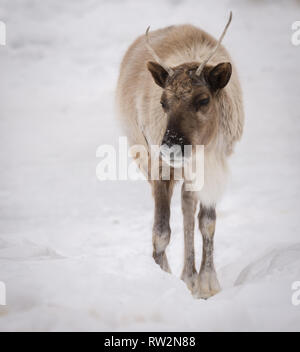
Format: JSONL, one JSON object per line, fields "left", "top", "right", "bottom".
{"left": 116, "top": 12, "right": 244, "bottom": 299}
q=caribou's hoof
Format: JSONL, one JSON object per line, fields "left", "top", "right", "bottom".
{"left": 193, "top": 270, "right": 221, "bottom": 299}
{"left": 181, "top": 271, "right": 198, "bottom": 295}
{"left": 153, "top": 251, "right": 172, "bottom": 274}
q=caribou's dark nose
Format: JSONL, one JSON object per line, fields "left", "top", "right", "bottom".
{"left": 161, "top": 129, "right": 186, "bottom": 155}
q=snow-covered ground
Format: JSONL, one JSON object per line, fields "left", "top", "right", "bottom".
{"left": 0, "top": 0, "right": 300, "bottom": 332}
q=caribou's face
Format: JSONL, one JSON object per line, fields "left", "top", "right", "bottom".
{"left": 147, "top": 61, "right": 232, "bottom": 167}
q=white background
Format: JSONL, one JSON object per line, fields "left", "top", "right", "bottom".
{"left": 0, "top": 0, "right": 300, "bottom": 331}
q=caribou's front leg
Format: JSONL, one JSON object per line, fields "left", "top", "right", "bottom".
{"left": 181, "top": 183, "right": 198, "bottom": 294}
{"left": 195, "top": 205, "right": 221, "bottom": 299}
{"left": 152, "top": 180, "right": 174, "bottom": 273}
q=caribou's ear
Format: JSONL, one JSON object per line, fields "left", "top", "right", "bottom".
{"left": 147, "top": 61, "right": 169, "bottom": 88}
{"left": 206, "top": 62, "right": 232, "bottom": 91}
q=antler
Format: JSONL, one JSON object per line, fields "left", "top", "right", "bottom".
{"left": 195, "top": 11, "right": 233, "bottom": 76}
{"left": 145, "top": 26, "right": 174, "bottom": 77}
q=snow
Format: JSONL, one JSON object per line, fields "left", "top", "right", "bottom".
{"left": 0, "top": 0, "right": 300, "bottom": 332}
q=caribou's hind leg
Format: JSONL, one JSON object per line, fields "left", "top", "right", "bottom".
{"left": 181, "top": 183, "right": 198, "bottom": 294}
{"left": 195, "top": 205, "right": 221, "bottom": 299}
{"left": 152, "top": 180, "right": 174, "bottom": 273}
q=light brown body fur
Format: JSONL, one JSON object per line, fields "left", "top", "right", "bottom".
{"left": 116, "top": 24, "right": 244, "bottom": 298}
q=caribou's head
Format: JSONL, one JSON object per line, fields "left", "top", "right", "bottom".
{"left": 146, "top": 13, "right": 233, "bottom": 167}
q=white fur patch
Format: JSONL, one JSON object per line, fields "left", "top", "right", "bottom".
{"left": 195, "top": 148, "right": 228, "bottom": 206}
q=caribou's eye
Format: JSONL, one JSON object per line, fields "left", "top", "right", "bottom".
{"left": 160, "top": 100, "right": 167, "bottom": 110}
{"left": 194, "top": 96, "right": 210, "bottom": 111}
{"left": 199, "top": 97, "right": 210, "bottom": 105}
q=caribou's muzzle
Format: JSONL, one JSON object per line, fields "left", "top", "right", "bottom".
{"left": 160, "top": 129, "right": 192, "bottom": 168}
{"left": 162, "top": 129, "right": 186, "bottom": 153}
